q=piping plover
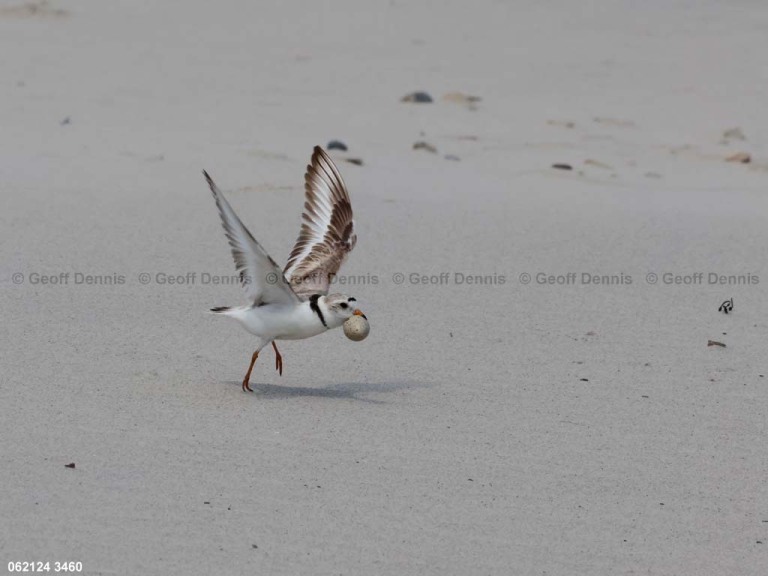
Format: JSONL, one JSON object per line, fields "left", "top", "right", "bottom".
{"left": 204, "top": 146, "right": 366, "bottom": 392}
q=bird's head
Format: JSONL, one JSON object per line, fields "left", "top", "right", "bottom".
{"left": 324, "top": 293, "right": 366, "bottom": 323}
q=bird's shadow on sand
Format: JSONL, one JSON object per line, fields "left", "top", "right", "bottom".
{"left": 222, "top": 380, "right": 425, "bottom": 403}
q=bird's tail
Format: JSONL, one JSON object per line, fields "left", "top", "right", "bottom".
{"left": 209, "top": 306, "right": 232, "bottom": 314}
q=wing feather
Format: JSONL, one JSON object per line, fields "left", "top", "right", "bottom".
{"left": 283, "top": 147, "right": 357, "bottom": 299}
{"left": 204, "top": 171, "right": 299, "bottom": 306}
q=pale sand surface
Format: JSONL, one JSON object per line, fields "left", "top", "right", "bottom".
{"left": 2, "top": 1, "right": 768, "bottom": 574}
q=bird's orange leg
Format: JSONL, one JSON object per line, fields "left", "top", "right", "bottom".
{"left": 272, "top": 341, "right": 283, "bottom": 376}
{"left": 242, "top": 350, "right": 259, "bottom": 392}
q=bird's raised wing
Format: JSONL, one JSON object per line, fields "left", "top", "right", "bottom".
{"left": 204, "top": 171, "right": 300, "bottom": 306}
{"left": 283, "top": 146, "right": 357, "bottom": 299}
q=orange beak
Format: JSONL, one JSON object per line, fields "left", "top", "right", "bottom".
{"left": 353, "top": 309, "right": 368, "bottom": 320}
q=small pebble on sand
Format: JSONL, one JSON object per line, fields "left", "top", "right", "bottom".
{"left": 413, "top": 141, "right": 438, "bottom": 153}
{"left": 442, "top": 91, "right": 481, "bottom": 104}
{"left": 722, "top": 127, "right": 746, "bottom": 141}
{"left": 547, "top": 119, "right": 575, "bottom": 129}
{"left": 725, "top": 152, "right": 751, "bottom": 164}
{"left": 401, "top": 91, "right": 433, "bottom": 103}
{"left": 584, "top": 159, "right": 612, "bottom": 169}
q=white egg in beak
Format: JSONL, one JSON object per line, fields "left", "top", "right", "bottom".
{"left": 344, "top": 312, "right": 370, "bottom": 341}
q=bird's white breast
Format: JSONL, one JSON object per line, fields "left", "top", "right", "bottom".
{"left": 232, "top": 301, "right": 328, "bottom": 341}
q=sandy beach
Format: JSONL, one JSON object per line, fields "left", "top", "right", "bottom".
{"left": 2, "top": 1, "right": 767, "bottom": 574}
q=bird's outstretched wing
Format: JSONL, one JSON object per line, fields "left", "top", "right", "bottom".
{"left": 204, "top": 171, "right": 299, "bottom": 306}
{"left": 283, "top": 146, "right": 357, "bottom": 299}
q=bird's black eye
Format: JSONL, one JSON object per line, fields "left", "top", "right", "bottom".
{"left": 340, "top": 303, "right": 349, "bottom": 309}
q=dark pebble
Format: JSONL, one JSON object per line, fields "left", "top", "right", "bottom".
{"left": 413, "top": 141, "right": 437, "bottom": 153}
{"left": 344, "top": 158, "right": 363, "bottom": 166}
{"left": 64, "top": 462, "right": 75, "bottom": 469}
{"left": 401, "top": 91, "right": 433, "bottom": 103}
{"left": 552, "top": 163, "right": 573, "bottom": 171}
{"left": 327, "top": 140, "right": 348, "bottom": 151}
{"left": 579, "top": 378, "right": 589, "bottom": 382}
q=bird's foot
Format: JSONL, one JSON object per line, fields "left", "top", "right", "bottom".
{"left": 272, "top": 342, "right": 284, "bottom": 376}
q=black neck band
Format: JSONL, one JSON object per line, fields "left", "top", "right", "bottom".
{"left": 309, "top": 294, "right": 327, "bottom": 328}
